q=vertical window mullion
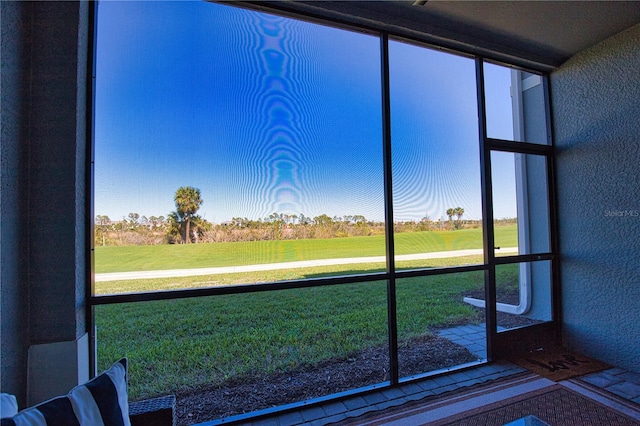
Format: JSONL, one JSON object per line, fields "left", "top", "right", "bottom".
{"left": 543, "top": 75, "right": 561, "bottom": 325}
{"left": 88, "top": 0, "right": 98, "bottom": 380}
{"left": 476, "top": 57, "right": 497, "bottom": 360}
{"left": 381, "top": 32, "right": 398, "bottom": 385}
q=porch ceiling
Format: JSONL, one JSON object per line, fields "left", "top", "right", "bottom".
{"left": 243, "top": 1, "right": 640, "bottom": 70}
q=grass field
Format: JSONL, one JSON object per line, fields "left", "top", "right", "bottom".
{"left": 95, "top": 226, "right": 518, "bottom": 402}
{"left": 95, "top": 225, "right": 517, "bottom": 273}
{"left": 96, "top": 263, "right": 520, "bottom": 401}
{"left": 97, "top": 270, "right": 495, "bottom": 400}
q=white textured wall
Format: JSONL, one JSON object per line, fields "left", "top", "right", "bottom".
{"left": 551, "top": 24, "right": 640, "bottom": 373}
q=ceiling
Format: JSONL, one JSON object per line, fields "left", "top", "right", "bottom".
{"left": 246, "top": 1, "right": 640, "bottom": 70}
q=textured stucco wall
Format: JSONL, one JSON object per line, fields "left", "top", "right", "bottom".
{"left": 1, "top": 1, "right": 31, "bottom": 406}
{"left": 1, "top": 1, "right": 91, "bottom": 403}
{"left": 28, "top": 1, "right": 89, "bottom": 344}
{"left": 551, "top": 24, "right": 640, "bottom": 373}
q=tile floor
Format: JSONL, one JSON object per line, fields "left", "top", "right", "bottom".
{"left": 200, "top": 324, "right": 640, "bottom": 426}
{"left": 581, "top": 368, "right": 640, "bottom": 404}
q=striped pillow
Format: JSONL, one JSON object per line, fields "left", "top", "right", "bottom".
{"left": 1, "top": 359, "right": 130, "bottom": 426}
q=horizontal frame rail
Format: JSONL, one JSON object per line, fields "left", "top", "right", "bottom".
{"left": 91, "top": 263, "right": 490, "bottom": 305}
{"left": 485, "top": 138, "right": 553, "bottom": 156}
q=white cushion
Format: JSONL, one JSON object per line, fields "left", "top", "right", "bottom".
{"left": 1, "top": 359, "right": 130, "bottom": 426}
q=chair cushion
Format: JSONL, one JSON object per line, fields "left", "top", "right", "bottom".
{"left": 1, "top": 359, "right": 130, "bottom": 426}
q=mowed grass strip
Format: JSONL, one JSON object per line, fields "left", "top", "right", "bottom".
{"left": 95, "top": 225, "right": 517, "bottom": 273}
{"left": 97, "top": 270, "right": 489, "bottom": 400}
{"left": 95, "top": 255, "right": 486, "bottom": 294}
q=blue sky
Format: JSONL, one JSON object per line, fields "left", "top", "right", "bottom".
{"left": 94, "top": 1, "right": 516, "bottom": 223}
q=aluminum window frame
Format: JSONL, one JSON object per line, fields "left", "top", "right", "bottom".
{"left": 87, "top": 0, "right": 559, "bottom": 415}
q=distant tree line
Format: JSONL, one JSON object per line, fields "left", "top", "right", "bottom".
{"left": 95, "top": 211, "right": 389, "bottom": 246}
{"left": 94, "top": 188, "right": 482, "bottom": 246}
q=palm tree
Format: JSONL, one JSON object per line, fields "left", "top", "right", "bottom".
{"left": 166, "top": 211, "right": 183, "bottom": 244}
{"left": 446, "top": 208, "right": 455, "bottom": 223}
{"left": 174, "top": 186, "right": 203, "bottom": 243}
{"left": 454, "top": 207, "right": 465, "bottom": 229}
{"left": 454, "top": 207, "right": 464, "bottom": 222}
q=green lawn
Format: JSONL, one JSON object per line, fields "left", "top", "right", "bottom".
{"left": 97, "top": 270, "right": 488, "bottom": 400}
{"left": 95, "top": 225, "right": 519, "bottom": 402}
{"left": 95, "top": 225, "right": 517, "bottom": 273}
